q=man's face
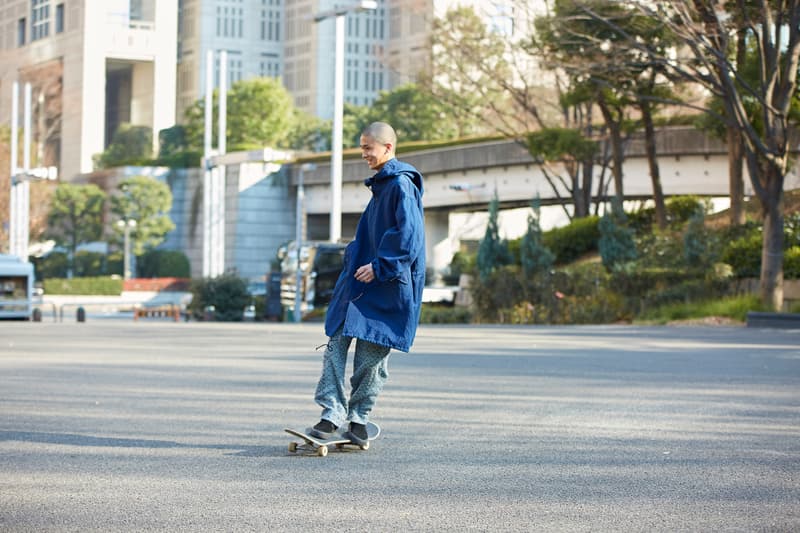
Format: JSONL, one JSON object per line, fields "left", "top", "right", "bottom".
{"left": 360, "top": 135, "right": 392, "bottom": 171}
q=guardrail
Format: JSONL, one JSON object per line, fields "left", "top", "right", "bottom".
{"left": 56, "top": 301, "right": 139, "bottom": 322}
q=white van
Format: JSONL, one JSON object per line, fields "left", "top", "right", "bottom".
{"left": 0, "top": 254, "right": 34, "bottom": 320}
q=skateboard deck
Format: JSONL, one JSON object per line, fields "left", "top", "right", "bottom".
{"left": 285, "top": 422, "right": 380, "bottom": 457}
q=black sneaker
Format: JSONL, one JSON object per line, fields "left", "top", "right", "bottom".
{"left": 345, "top": 422, "right": 368, "bottom": 446}
{"left": 309, "top": 419, "right": 338, "bottom": 439}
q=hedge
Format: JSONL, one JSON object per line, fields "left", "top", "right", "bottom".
{"left": 43, "top": 277, "right": 123, "bottom": 295}
{"left": 543, "top": 216, "right": 600, "bottom": 265}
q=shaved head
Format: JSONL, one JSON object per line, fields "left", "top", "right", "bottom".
{"left": 361, "top": 122, "right": 397, "bottom": 148}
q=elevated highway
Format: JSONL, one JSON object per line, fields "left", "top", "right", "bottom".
{"left": 294, "top": 127, "right": 800, "bottom": 275}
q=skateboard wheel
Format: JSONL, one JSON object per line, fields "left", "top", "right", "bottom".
{"left": 288, "top": 442, "right": 297, "bottom": 453}
{"left": 318, "top": 446, "right": 328, "bottom": 457}
{"left": 360, "top": 442, "right": 370, "bottom": 451}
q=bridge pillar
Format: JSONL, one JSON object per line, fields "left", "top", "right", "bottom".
{"left": 425, "top": 210, "right": 452, "bottom": 286}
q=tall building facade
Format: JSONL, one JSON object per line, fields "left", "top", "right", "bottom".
{"left": 0, "top": 0, "right": 178, "bottom": 180}
{"left": 176, "top": 0, "right": 284, "bottom": 120}
{"left": 177, "top": 0, "right": 392, "bottom": 122}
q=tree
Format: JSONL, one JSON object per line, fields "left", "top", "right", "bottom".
{"left": 476, "top": 190, "right": 513, "bottom": 280}
{"left": 520, "top": 197, "right": 555, "bottom": 277}
{"left": 183, "top": 77, "right": 297, "bottom": 152}
{"left": 598, "top": 201, "right": 637, "bottom": 271}
{"left": 45, "top": 183, "right": 106, "bottom": 276}
{"left": 94, "top": 124, "right": 154, "bottom": 169}
{"left": 602, "top": 0, "right": 800, "bottom": 309}
{"left": 536, "top": 0, "right": 676, "bottom": 223}
{"left": 526, "top": 127, "right": 599, "bottom": 219}
{"left": 110, "top": 176, "right": 175, "bottom": 256}
{"left": 429, "top": 4, "right": 609, "bottom": 219}
{"left": 343, "top": 83, "right": 478, "bottom": 146}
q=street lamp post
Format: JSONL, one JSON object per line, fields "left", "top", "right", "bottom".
{"left": 8, "top": 81, "right": 57, "bottom": 261}
{"left": 313, "top": 0, "right": 377, "bottom": 243}
{"left": 117, "top": 219, "right": 138, "bottom": 280}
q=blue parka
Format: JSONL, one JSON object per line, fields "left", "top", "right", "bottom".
{"left": 324, "top": 158, "right": 426, "bottom": 352}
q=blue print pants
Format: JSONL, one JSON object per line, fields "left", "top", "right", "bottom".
{"left": 314, "top": 329, "right": 391, "bottom": 427}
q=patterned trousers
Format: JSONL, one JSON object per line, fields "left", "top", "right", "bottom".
{"left": 314, "top": 329, "right": 391, "bottom": 427}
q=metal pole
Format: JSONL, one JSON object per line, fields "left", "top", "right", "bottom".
{"left": 21, "top": 83, "right": 32, "bottom": 261}
{"left": 202, "top": 50, "right": 213, "bottom": 277}
{"left": 330, "top": 13, "right": 345, "bottom": 243}
{"left": 294, "top": 167, "right": 305, "bottom": 323}
{"left": 123, "top": 223, "right": 130, "bottom": 280}
{"left": 216, "top": 50, "right": 227, "bottom": 276}
{"left": 9, "top": 82, "right": 19, "bottom": 257}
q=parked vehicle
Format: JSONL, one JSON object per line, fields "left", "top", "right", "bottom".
{"left": 0, "top": 254, "right": 34, "bottom": 320}
{"left": 278, "top": 241, "right": 347, "bottom": 318}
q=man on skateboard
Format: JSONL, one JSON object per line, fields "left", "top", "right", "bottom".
{"left": 308, "top": 121, "right": 426, "bottom": 447}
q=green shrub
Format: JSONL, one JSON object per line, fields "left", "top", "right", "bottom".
{"left": 598, "top": 212, "right": 637, "bottom": 270}
{"left": 469, "top": 264, "right": 525, "bottom": 323}
{"left": 639, "top": 294, "right": 765, "bottom": 323}
{"left": 721, "top": 233, "right": 762, "bottom": 278}
{"left": 43, "top": 276, "right": 123, "bottom": 295}
{"left": 666, "top": 196, "right": 706, "bottom": 227}
{"left": 609, "top": 267, "right": 694, "bottom": 299}
{"left": 32, "top": 251, "right": 69, "bottom": 280}
{"left": 137, "top": 249, "right": 191, "bottom": 278}
{"left": 443, "top": 251, "right": 475, "bottom": 285}
{"left": 785, "top": 246, "right": 800, "bottom": 279}
{"left": 188, "top": 274, "right": 250, "bottom": 321}
{"left": 74, "top": 251, "right": 106, "bottom": 277}
{"left": 106, "top": 251, "right": 124, "bottom": 277}
{"left": 420, "top": 304, "right": 472, "bottom": 324}
{"left": 683, "top": 208, "right": 715, "bottom": 268}
{"left": 635, "top": 231, "right": 686, "bottom": 269}
{"left": 542, "top": 216, "right": 600, "bottom": 265}
{"left": 626, "top": 207, "right": 656, "bottom": 235}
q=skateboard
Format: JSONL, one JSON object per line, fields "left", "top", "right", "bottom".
{"left": 284, "top": 422, "right": 380, "bottom": 457}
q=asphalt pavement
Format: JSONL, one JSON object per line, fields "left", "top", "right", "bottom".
{"left": 1, "top": 321, "right": 798, "bottom": 532}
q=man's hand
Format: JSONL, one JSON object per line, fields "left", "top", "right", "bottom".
{"left": 354, "top": 263, "right": 375, "bottom": 283}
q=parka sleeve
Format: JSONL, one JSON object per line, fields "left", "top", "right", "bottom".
{"left": 370, "top": 177, "right": 424, "bottom": 283}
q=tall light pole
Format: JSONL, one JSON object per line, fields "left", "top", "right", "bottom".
{"left": 313, "top": 0, "right": 377, "bottom": 243}
{"left": 8, "top": 81, "right": 57, "bottom": 261}
{"left": 117, "top": 219, "right": 137, "bottom": 280}
{"left": 202, "top": 49, "right": 227, "bottom": 278}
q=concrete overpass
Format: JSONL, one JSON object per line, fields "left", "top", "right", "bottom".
{"left": 293, "top": 127, "right": 800, "bottom": 276}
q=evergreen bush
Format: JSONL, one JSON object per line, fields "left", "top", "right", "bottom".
{"left": 32, "top": 252, "right": 69, "bottom": 280}
{"left": 74, "top": 251, "right": 106, "bottom": 277}
{"left": 188, "top": 274, "right": 250, "bottom": 321}
{"left": 520, "top": 200, "right": 555, "bottom": 278}
{"left": 598, "top": 207, "right": 637, "bottom": 271}
{"left": 137, "top": 249, "right": 191, "bottom": 278}
{"left": 542, "top": 216, "right": 600, "bottom": 265}
{"left": 476, "top": 192, "right": 512, "bottom": 280}
{"left": 721, "top": 233, "right": 762, "bottom": 278}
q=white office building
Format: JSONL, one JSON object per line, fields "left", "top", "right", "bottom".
{"left": 0, "top": 0, "right": 178, "bottom": 180}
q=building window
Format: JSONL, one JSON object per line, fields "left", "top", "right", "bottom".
{"left": 18, "top": 18, "right": 26, "bottom": 46}
{"left": 55, "top": 4, "right": 64, "bottom": 33}
{"left": 490, "top": 3, "right": 514, "bottom": 37}
{"left": 260, "top": 3, "right": 281, "bottom": 42}
{"left": 31, "top": 0, "right": 50, "bottom": 41}
{"left": 216, "top": 2, "right": 244, "bottom": 38}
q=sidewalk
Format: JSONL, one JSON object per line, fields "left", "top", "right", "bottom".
{"left": 35, "top": 291, "right": 192, "bottom": 321}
